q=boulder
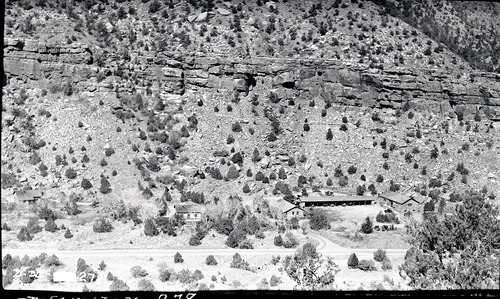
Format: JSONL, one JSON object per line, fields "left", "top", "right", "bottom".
{"left": 266, "top": 1, "right": 277, "bottom": 9}
{"left": 260, "top": 157, "right": 270, "bottom": 168}
{"left": 195, "top": 12, "right": 208, "bottom": 22}
{"left": 217, "top": 8, "right": 231, "bottom": 16}
{"left": 247, "top": 17, "right": 256, "bottom": 25}
{"left": 272, "top": 72, "right": 296, "bottom": 87}
{"left": 162, "top": 67, "right": 183, "bottom": 78}
{"left": 233, "top": 78, "right": 248, "bottom": 92}
{"left": 187, "top": 15, "right": 197, "bottom": 22}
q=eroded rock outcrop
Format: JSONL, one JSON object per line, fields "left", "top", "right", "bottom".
{"left": 3, "top": 38, "right": 500, "bottom": 120}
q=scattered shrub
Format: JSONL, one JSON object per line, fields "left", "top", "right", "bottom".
{"left": 381, "top": 257, "right": 392, "bottom": 270}
{"left": 174, "top": 252, "right": 184, "bottom": 263}
{"left": 357, "top": 259, "right": 377, "bottom": 271}
{"left": 144, "top": 219, "right": 159, "bottom": 236}
{"left": 159, "top": 269, "right": 171, "bottom": 282}
{"left": 93, "top": 217, "right": 113, "bottom": 233}
{"left": 206, "top": 255, "right": 218, "bottom": 266}
{"left": 274, "top": 235, "right": 283, "bottom": 246}
{"left": 230, "top": 253, "right": 250, "bottom": 271}
{"left": 110, "top": 279, "right": 129, "bottom": 291}
{"left": 309, "top": 210, "right": 330, "bottom": 230}
{"left": 373, "top": 249, "right": 387, "bottom": 262}
{"left": 44, "top": 219, "right": 59, "bottom": 232}
{"left": 137, "top": 278, "right": 155, "bottom": 291}
{"left": 130, "top": 265, "right": 149, "bottom": 278}
{"left": 270, "top": 275, "right": 282, "bottom": 287}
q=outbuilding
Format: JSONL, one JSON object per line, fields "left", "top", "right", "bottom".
{"left": 15, "top": 190, "right": 43, "bottom": 205}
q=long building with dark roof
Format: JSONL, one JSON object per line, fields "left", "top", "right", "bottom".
{"left": 299, "top": 195, "right": 375, "bottom": 207}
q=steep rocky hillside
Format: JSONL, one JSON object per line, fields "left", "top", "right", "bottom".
{"left": 2, "top": 0, "right": 500, "bottom": 214}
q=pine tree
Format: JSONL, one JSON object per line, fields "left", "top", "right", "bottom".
{"left": 326, "top": 128, "right": 333, "bottom": 140}
{"left": 99, "top": 176, "right": 111, "bottom": 194}
{"left": 361, "top": 217, "right": 373, "bottom": 234}
{"left": 348, "top": 253, "right": 359, "bottom": 269}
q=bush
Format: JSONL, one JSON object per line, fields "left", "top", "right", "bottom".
{"left": 2, "top": 267, "right": 14, "bottom": 287}
{"left": 206, "top": 255, "right": 218, "bottom": 266}
{"left": 274, "top": 235, "right": 283, "bottom": 246}
{"left": 27, "top": 217, "right": 42, "bottom": 234}
{"left": 81, "top": 178, "right": 92, "bottom": 190}
{"left": 99, "top": 260, "right": 106, "bottom": 271}
{"left": 230, "top": 253, "right": 250, "bottom": 271}
{"left": 93, "top": 217, "right": 113, "bottom": 233}
{"left": 338, "top": 176, "right": 348, "bottom": 187}
{"left": 381, "top": 257, "right": 392, "bottom": 270}
{"left": 356, "top": 185, "right": 366, "bottom": 195}
{"left": 282, "top": 233, "right": 299, "bottom": 248}
{"left": 348, "top": 253, "right": 359, "bottom": 268}
{"left": 130, "top": 265, "right": 148, "bottom": 278}
{"left": 309, "top": 210, "right": 330, "bottom": 230}
{"left": 347, "top": 165, "right": 357, "bottom": 174}
{"left": 110, "top": 279, "right": 129, "bottom": 291}
{"left": 242, "top": 184, "right": 251, "bottom": 193}
{"left": 174, "top": 252, "right": 184, "bottom": 263}
{"left": 270, "top": 275, "right": 281, "bottom": 287}
{"left": 137, "top": 278, "right": 155, "bottom": 291}
{"left": 44, "top": 219, "right": 59, "bottom": 232}
{"left": 2, "top": 254, "right": 13, "bottom": 270}
{"left": 99, "top": 176, "right": 112, "bottom": 194}
{"left": 144, "top": 219, "right": 159, "bottom": 236}
{"left": 159, "top": 269, "right": 171, "bottom": 282}
{"left": 193, "top": 270, "right": 204, "bottom": 281}
{"left": 326, "top": 128, "right": 333, "bottom": 140}
{"left": 44, "top": 254, "right": 62, "bottom": 267}
{"left": 226, "top": 228, "right": 246, "bottom": 248}
{"left": 178, "top": 269, "right": 194, "bottom": 284}
{"left": 373, "top": 249, "right": 387, "bottom": 262}
{"left": 65, "top": 168, "right": 77, "bottom": 179}
{"left": 227, "top": 165, "right": 239, "bottom": 179}
{"left": 232, "top": 122, "right": 242, "bottom": 132}
{"left": 357, "top": 259, "right": 377, "bottom": 271}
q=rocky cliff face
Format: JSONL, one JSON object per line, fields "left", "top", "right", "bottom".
{"left": 4, "top": 38, "right": 500, "bottom": 120}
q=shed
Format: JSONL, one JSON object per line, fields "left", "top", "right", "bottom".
{"left": 15, "top": 190, "right": 43, "bottom": 204}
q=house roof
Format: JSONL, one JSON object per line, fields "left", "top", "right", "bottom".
{"left": 379, "top": 191, "right": 412, "bottom": 205}
{"left": 284, "top": 205, "right": 310, "bottom": 215}
{"left": 411, "top": 193, "right": 427, "bottom": 204}
{"left": 175, "top": 204, "right": 204, "bottom": 214}
{"left": 275, "top": 199, "right": 297, "bottom": 211}
{"left": 300, "top": 196, "right": 375, "bottom": 203}
{"left": 15, "top": 190, "right": 43, "bottom": 201}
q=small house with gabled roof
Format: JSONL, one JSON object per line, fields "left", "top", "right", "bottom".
{"left": 174, "top": 204, "right": 204, "bottom": 222}
{"left": 274, "top": 198, "right": 309, "bottom": 220}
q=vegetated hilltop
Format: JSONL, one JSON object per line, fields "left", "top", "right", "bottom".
{"left": 5, "top": 0, "right": 496, "bottom": 74}
{"left": 2, "top": 1, "right": 499, "bottom": 224}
